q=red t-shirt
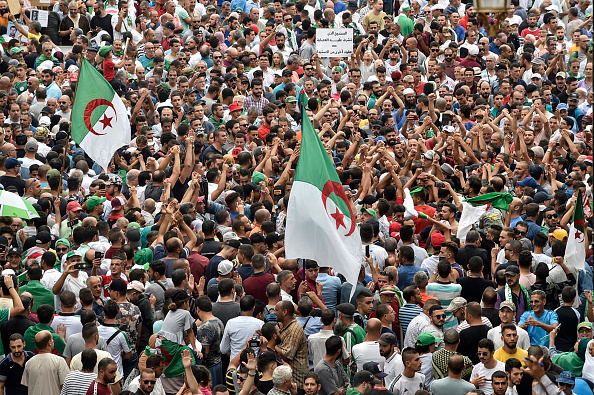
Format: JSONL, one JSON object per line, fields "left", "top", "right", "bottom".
{"left": 258, "top": 123, "right": 271, "bottom": 140}
{"left": 521, "top": 27, "right": 539, "bottom": 39}
{"left": 413, "top": 204, "right": 436, "bottom": 237}
{"left": 103, "top": 59, "right": 115, "bottom": 81}
{"left": 86, "top": 381, "right": 113, "bottom": 395}
{"left": 99, "top": 275, "right": 128, "bottom": 298}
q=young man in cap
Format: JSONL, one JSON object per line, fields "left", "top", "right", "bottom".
{"left": 0, "top": 158, "right": 25, "bottom": 195}
{"left": 52, "top": 250, "right": 89, "bottom": 311}
{"left": 487, "top": 301, "right": 530, "bottom": 350}
{"left": 378, "top": 332, "right": 403, "bottom": 386}
{"left": 556, "top": 371, "right": 577, "bottom": 395}
{"left": 85, "top": 196, "right": 107, "bottom": 220}
{"left": 349, "top": 371, "right": 381, "bottom": 395}
{"left": 495, "top": 265, "right": 531, "bottom": 323}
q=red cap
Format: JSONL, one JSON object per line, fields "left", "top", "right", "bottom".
{"left": 250, "top": 24, "right": 259, "bottom": 34}
{"left": 232, "top": 147, "right": 243, "bottom": 158}
{"left": 431, "top": 232, "right": 445, "bottom": 249}
{"left": 391, "top": 70, "right": 402, "bottom": 81}
{"left": 389, "top": 222, "right": 401, "bottom": 240}
{"left": 66, "top": 201, "right": 82, "bottom": 211}
{"left": 229, "top": 102, "right": 243, "bottom": 112}
{"left": 111, "top": 196, "right": 124, "bottom": 211}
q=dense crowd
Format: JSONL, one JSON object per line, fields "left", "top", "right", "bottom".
{"left": 0, "top": 0, "right": 590, "bottom": 394}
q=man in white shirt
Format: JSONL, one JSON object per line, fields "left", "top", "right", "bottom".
{"left": 487, "top": 301, "right": 531, "bottom": 350}
{"left": 308, "top": 309, "right": 349, "bottom": 368}
{"left": 471, "top": 338, "right": 506, "bottom": 395}
{"left": 352, "top": 318, "right": 383, "bottom": 372}
{"left": 379, "top": 332, "right": 404, "bottom": 386}
{"left": 403, "top": 299, "right": 440, "bottom": 348}
{"left": 388, "top": 347, "right": 426, "bottom": 395}
{"left": 220, "top": 295, "right": 264, "bottom": 359}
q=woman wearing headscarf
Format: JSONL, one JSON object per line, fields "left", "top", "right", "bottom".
{"left": 552, "top": 337, "right": 591, "bottom": 376}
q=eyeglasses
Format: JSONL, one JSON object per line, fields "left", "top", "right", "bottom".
{"left": 143, "top": 380, "right": 157, "bottom": 384}
{"left": 546, "top": 214, "right": 558, "bottom": 219}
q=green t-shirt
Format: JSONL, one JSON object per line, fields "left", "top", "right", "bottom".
{"left": 23, "top": 323, "right": 66, "bottom": 355}
{"left": 398, "top": 14, "right": 414, "bottom": 36}
{"left": 15, "top": 81, "right": 27, "bottom": 95}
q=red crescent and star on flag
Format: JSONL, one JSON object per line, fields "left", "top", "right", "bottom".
{"left": 321, "top": 180, "right": 356, "bottom": 236}
{"left": 83, "top": 99, "right": 117, "bottom": 135}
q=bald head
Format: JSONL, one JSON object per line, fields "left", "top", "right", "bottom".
{"left": 35, "top": 330, "right": 53, "bottom": 350}
{"left": 365, "top": 318, "right": 382, "bottom": 336}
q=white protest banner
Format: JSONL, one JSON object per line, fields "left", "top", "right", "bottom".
{"left": 316, "top": 28, "right": 353, "bottom": 57}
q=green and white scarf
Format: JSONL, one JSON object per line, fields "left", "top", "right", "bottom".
{"left": 505, "top": 283, "right": 532, "bottom": 311}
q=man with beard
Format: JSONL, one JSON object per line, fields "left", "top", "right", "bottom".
{"left": 493, "top": 325, "right": 528, "bottom": 364}
{"left": 87, "top": 357, "right": 118, "bottom": 394}
{"left": 379, "top": 333, "right": 403, "bottom": 385}
{"left": 314, "top": 335, "right": 349, "bottom": 395}
{"left": 521, "top": 12, "right": 539, "bottom": 39}
{"left": 503, "top": 358, "right": 523, "bottom": 394}
{"left": 0, "top": 333, "right": 35, "bottom": 394}
{"left": 470, "top": 339, "right": 505, "bottom": 395}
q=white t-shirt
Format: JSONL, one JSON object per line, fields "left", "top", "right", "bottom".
{"left": 352, "top": 341, "right": 383, "bottom": 372}
{"left": 470, "top": 360, "right": 506, "bottom": 395}
{"left": 487, "top": 325, "right": 531, "bottom": 351}
{"left": 383, "top": 352, "right": 405, "bottom": 387}
{"left": 388, "top": 372, "right": 426, "bottom": 395}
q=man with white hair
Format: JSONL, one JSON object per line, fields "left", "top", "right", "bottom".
{"left": 269, "top": 366, "right": 297, "bottom": 395}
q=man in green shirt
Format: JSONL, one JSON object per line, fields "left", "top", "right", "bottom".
{"left": 397, "top": 4, "right": 414, "bottom": 37}
{"left": 23, "top": 304, "right": 66, "bottom": 355}
{"left": 19, "top": 264, "right": 55, "bottom": 312}
{"left": 346, "top": 371, "right": 380, "bottom": 395}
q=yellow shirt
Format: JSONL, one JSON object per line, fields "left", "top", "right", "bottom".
{"left": 362, "top": 11, "right": 387, "bottom": 30}
{"left": 493, "top": 347, "right": 528, "bottom": 365}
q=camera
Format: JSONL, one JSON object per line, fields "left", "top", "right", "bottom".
{"left": 75, "top": 262, "right": 92, "bottom": 270}
{"left": 248, "top": 334, "right": 261, "bottom": 348}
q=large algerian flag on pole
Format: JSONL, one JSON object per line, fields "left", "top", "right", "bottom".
{"left": 71, "top": 58, "right": 131, "bottom": 170}
{"left": 564, "top": 189, "right": 586, "bottom": 270}
{"left": 285, "top": 106, "right": 363, "bottom": 289}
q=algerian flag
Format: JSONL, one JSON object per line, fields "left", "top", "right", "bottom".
{"left": 285, "top": 105, "right": 363, "bottom": 291}
{"left": 403, "top": 188, "right": 420, "bottom": 218}
{"left": 564, "top": 189, "right": 586, "bottom": 270}
{"left": 464, "top": 192, "right": 513, "bottom": 211}
{"left": 457, "top": 202, "right": 487, "bottom": 243}
{"left": 72, "top": 58, "right": 131, "bottom": 171}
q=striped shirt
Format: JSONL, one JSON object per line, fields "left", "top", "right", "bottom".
{"left": 426, "top": 281, "right": 462, "bottom": 330}
{"left": 60, "top": 370, "right": 97, "bottom": 395}
{"left": 399, "top": 303, "right": 423, "bottom": 338}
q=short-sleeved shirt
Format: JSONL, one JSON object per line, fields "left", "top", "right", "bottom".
{"left": 158, "top": 308, "right": 194, "bottom": 345}
{"left": 314, "top": 359, "right": 349, "bottom": 395}
{"left": 116, "top": 302, "right": 142, "bottom": 351}
{"left": 430, "top": 377, "right": 476, "bottom": 395}
{"left": 103, "top": 59, "right": 115, "bottom": 81}
{"left": 518, "top": 310, "right": 558, "bottom": 346}
{"left": 388, "top": 372, "right": 425, "bottom": 395}
{"left": 0, "top": 350, "right": 35, "bottom": 394}
{"left": 196, "top": 318, "right": 225, "bottom": 368}
{"left": 86, "top": 380, "right": 113, "bottom": 395}
{"left": 98, "top": 324, "right": 132, "bottom": 375}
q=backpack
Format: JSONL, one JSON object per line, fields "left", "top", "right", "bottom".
{"left": 264, "top": 306, "right": 277, "bottom": 323}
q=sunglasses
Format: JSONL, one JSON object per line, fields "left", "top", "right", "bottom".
{"left": 476, "top": 351, "right": 489, "bottom": 356}
{"left": 516, "top": 231, "right": 527, "bottom": 235}
{"left": 213, "top": 56, "right": 223, "bottom": 59}
{"left": 546, "top": 214, "right": 558, "bottom": 219}
{"left": 238, "top": 377, "right": 247, "bottom": 382}
{"left": 143, "top": 380, "right": 157, "bottom": 384}
{"left": 305, "top": 67, "right": 313, "bottom": 71}
{"left": 56, "top": 247, "right": 69, "bottom": 252}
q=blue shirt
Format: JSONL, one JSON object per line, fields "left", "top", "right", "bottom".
{"left": 525, "top": 218, "right": 542, "bottom": 241}
{"left": 518, "top": 309, "right": 559, "bottom": 346}
{"left": 397, "top": 264, "right": 428, "bottom": 290}
{"left": 317, "top": 273, "right": 342, "bottom": 312}
{"left": 45, "top": 81, "right": 62, "bottom": 100}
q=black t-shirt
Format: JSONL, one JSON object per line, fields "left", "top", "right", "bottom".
{"left": 482, "top": 308, "right": 501, "bottom": 328}
{"left": 457, "top": 325, "right": 490, "bottom": 364}
{"left": 257, "top": 379, "right": 273, "bottom": 395}
{"left": 554, "top": 305, "right": 579, "bottom": 352}
{"left": 91, "top": 13, "right": 113, "bottom": 37}
{"left": 457, "top": 277, "right": 495, "bottom": 304}
{"left": 0, "top": 175, "right": 26, "bottom": 195}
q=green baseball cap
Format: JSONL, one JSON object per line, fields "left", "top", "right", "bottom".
{"left": 578, "top": 322, "right": 592, "bottom": 331}
{"left": 56, "top": 238, "right": 70, "bottom": 248}
{"left": 9, "top": 47, "right": 22, "bottom": 55}
{"left": 285, "top": 96, "right": 297, "bottom": 103}
{"left": 47, "top": 169, "right": 61, "bottom": 179}
{"left": 66, "top": 250, "right": 83, "bottom": 259}
{"left": 86, "top": 196, "right": 107, "bottom": 211}
{"left": 98, "top": 45, "right": 112, "bottom": 58}
{"left": 128, "top": 222, "right": 141, "bottom": 230}
{"left": 416, "top": 332, "right": 440, "bottom": 347}
{"left": 361, "top": 207, "right": 377, "bottom": 219}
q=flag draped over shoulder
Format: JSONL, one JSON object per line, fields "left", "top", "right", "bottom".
{"left": 285, "top": 106, "right": 362, "bottom": 291}
{"left": 565, "top": 189, "right": 586, "bottom": 270}
{"left": 71, "top": 58, "right": 131, "bottom": 171}
{"left": 464, "top": 192, "right": 513, "bottom": 211}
